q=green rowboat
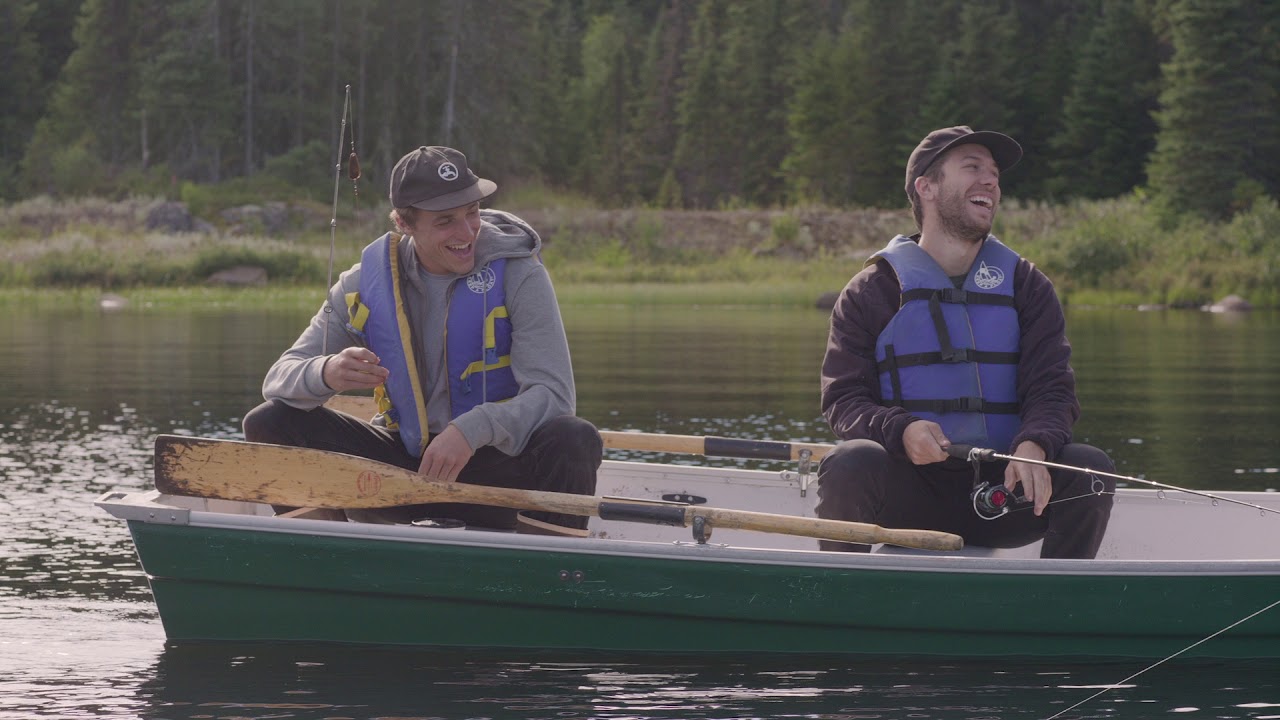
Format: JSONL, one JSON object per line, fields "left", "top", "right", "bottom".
{"left": 97, "top": 439, "right": 1280, "bottom": 658}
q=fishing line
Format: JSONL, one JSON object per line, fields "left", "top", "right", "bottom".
{"left": 323, "top": 84, "right": 357, "bottom": 355}
{"left": 1042, "top": 597, "right": 1280, "bottom": 720}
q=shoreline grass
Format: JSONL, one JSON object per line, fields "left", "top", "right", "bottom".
{"left": 0, "top": 281, "right": 1257, "bottom": 312}
{"left": 3, "top": 194, "right": 1278, "bottom": 309}
{"left": 0, "top": 280, "right": 841, "bottom": 310}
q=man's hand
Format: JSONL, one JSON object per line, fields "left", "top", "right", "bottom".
{"left": 903, "top": 420, "right": 950, "bottom": 465}
{"left": 322, "top": 347, "right": 390, "bottom": 392}
{"left": 417, "top": 424, "right": 475, "bottom": 483}
{"left": 1005, "top": 440, "right": 1051, "bottom": 515}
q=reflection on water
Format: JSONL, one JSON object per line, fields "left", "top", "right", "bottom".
{"left": 1, "top": 304, "right": 1279, "bottom": 718}
{"left": 85, "top": 644, "right": 1280, "bottom": 719}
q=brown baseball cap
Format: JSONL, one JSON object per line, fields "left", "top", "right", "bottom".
{"left": 389, "top": 146, "right": 497, "bottom": 211}
{"left": 904, "top": 126, "right": 1022, "bottom": 194}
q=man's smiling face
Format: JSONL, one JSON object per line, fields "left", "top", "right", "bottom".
{"left": 928, "top": 143, "right": 1002, "bottom": 242}
{"left": 404, "top": 201, "right": 484, "bottom": 275}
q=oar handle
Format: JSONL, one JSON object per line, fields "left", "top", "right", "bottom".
{"left": 324, "top": 396, "right": 836, "bottom": 462}
{"left": 601, "top": 430, "right": 832, "bottom": 462}
{"left": 946, "top": 444, "right": 997, "bottom": 462}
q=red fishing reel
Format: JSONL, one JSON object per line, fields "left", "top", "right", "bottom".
{"left": 971, "top": 481, "right": 1023, "bottom": 519}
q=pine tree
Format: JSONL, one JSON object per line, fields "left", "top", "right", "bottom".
{"left": 914, "top": 1, "right": 1019, "bottom": 135}
{"left": 623, "top": 0, "right": 697, "bottom": 205}
{"left": 1148, "top": 0, "right": 1280, "bottom": 220}
{"left": 671, "top": 0, "right": 814, "bottom": 207}
{"left": 528, "top": 0, "right": 585, "bottom": 189}
{"left": 716, "top": 0, "right": 802, "bottom": 205}
{"left": 670, "top": 0, "right": 730, "bottom": 207}
{"left": 135, "top": 0, "right": 237, "bottom": 182}
{"left": 1049, "top": 0, "right": 1160, "bottom": 199}
{"left": 783, "top": 28, "right": 860, "bottom": 205}
{"left": 570, "top": 12, "right": 640, "bottom": 203}
{"left": 1004, "top": 0, "right": 1103, "bottom": 199}
{"left": 0, "top": 0, "right": 43, "bottom": 198}
{"left": 21, "top": 0, "right": 143, "bottom": 195}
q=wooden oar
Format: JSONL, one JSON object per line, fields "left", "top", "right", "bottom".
{"left": 153, "top": 435, "right": 962, "bottom": 551}
{"left": 322, "top": 395, "right": 835, "bottom": 461}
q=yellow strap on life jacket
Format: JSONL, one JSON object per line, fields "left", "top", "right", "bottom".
{"left": 346, "top": 291, "right": 369, "bottom": 332}
{"left": 483, "top": 306, "right": 509, "bottom": 350}
{"left": 458, "top": 305, "right": 512, "bottom": 381}
{"left": 459, "top": 354, "right": 512, "bottom": 381}
{"left": 372, "top": 385, "right": 397, "bottom": 429}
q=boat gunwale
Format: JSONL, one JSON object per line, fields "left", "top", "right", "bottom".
{"left": 97, "top": 489, "right": 1280, "bottom": 578}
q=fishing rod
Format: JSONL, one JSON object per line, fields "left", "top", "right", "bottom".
{"left": 947, "top": 444, "right": 1280, "bottom": 517}
{"left": 323, "top": 84, "right": 360, "bottom": 354}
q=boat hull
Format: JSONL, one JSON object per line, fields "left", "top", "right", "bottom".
{"left": 120, "top": 512, "right": 1280, "bottom": 658}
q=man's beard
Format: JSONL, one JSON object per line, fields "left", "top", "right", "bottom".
{"left": 936, "top": 188, "right": 994, "bottom": 243}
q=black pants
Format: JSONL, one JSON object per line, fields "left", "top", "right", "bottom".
{"left": 242, "top": 399, "right": 602, "bottom": 530}
{"left": 815, "top": 439, "right": 1115, "bottom": 558}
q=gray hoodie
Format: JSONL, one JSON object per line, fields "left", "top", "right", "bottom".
{"left": 261, "top": 209, "right": 576, "bottom": 456}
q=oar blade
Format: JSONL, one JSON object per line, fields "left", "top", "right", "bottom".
{"left": 153, "top": 435, "right": 607, "bottom": 514}
{"left": 154, "top": 434, "right": 430, "bottom": 509}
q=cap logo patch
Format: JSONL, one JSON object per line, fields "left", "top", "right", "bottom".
{"left": 973, "top": 261, "right": 1005, "bottom": 290}
{"left": 438, "top": 162, "right": 459, "bottom": 181}
{"left": 466, "top": 265, "right": 497, "bottom": 294}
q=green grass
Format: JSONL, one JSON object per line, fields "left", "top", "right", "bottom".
{"left": 0, "top": 285, "right": 332, "bottom": 311}
{"left": 0, "top": 279, "right": 836, "bottom": 310}
{"left": 2, "top": 192, "right": 1278, "bottom": 309}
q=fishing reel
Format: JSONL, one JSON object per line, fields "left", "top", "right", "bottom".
{"left": 971, "top": 481, "right": 1024, "bottom": 519}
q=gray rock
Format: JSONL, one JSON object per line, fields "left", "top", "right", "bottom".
{"left": 220, "top": 203, "right": 291, "bottom": 235}
{"left": 145, "top": 202, "right": 193, "bottom": 232}
{"left": 816, "top": 291, "right": 840, "bottom": 311}
{"left": 260, "top": 202, "right": 290, "bottom": 234}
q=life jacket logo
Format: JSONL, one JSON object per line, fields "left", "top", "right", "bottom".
{"left": 973, "top": 261, "right": 1005, "bottom": 290}
{"left": 466, "top": 265, "right": 496, "bottom": 293}
{"left": 438, "top": 162, "right": 459, "bottom": 181}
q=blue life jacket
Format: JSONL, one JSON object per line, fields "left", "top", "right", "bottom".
{"left": 871, "top": 234, "right": 1021, "bottom": 452}
{"left": 344, "top": 233, "right": 518, "bottom": 456}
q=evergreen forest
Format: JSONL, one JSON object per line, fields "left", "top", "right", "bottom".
{"left": 3, "top": 0, "right": 1278, "bottom": 224}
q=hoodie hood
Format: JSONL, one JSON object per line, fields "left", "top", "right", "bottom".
{"left": 473, "top": 209, "right": 541, "bottom": 268}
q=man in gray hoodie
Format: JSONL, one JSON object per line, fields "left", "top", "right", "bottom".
{"left": 243, "top": 145, "right": 601, "bottom": 532}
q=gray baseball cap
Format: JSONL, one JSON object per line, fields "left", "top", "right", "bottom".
{"left": 389, "top": 146, "right": 497, "bottom": 211}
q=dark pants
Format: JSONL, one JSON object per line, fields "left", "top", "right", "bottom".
{"left": 242, "top": 399, "right": 602, "bottom": 530}
{"left": 815, "top": 440, "right": 1115, "bottom": 558}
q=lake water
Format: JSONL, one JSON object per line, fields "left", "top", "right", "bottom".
{"left": 2, "top": 302, "right": 1279, "bottom": 719}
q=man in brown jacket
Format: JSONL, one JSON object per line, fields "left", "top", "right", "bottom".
{"left": 817, "top": 126, "right": 1114, "bottom": 559}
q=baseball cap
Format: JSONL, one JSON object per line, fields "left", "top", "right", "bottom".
{"left": 389, "top": 146, "right": 497, "bottom": 211}
{"left": 905, "top": 126, "right": 1022, "bottom": 194}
